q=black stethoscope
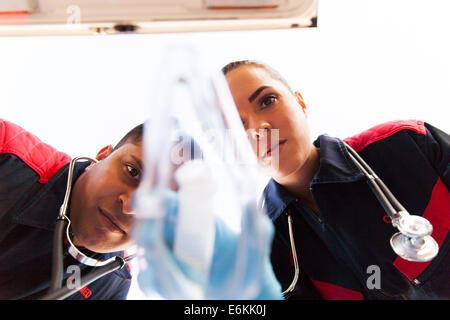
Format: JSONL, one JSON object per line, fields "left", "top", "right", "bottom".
{"left": 39, "top": 157, "right": 135, "bottom": 300}
{"left": 280, "top": 142, "right": 439, "bottom": 298}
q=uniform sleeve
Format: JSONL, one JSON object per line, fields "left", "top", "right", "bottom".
{"left": 0, "top": 118, "right": 71, "bottom": 183}
{"left": 421, "top": 123, "right": 450, "bottom": 190}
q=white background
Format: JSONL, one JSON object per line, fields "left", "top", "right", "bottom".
{"left": 0, "top": 0, "right": 449, "bottom": 299}
{"left": 1, "top": 0, "right": 449, "bottom": 159}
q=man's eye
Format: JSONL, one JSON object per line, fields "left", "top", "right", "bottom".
{"left": 260, "top": 95, "right": 277, "bottom": 108}
{"left": 126, "top": 165, "right": 141, "bottom": 181}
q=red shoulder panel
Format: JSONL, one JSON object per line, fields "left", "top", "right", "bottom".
{"left": 0, "top": 119, "right": 71, "bottom": 183}
{"left": 393, "top": 178, "right": 450, "bottom": 280}
{"left": 343, "top": 120, "right": 427, "bottom": 152}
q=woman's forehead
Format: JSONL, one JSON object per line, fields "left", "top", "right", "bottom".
{"left": 228, "top": 64, "right": 273, "bottom": 81}
{"left": 227, "top": 66, "right": 284, "bottom": 97}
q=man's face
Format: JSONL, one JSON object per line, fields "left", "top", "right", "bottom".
{"left": 225, "top": 65, "right": 313, "bottom": 181}
{"left": 69, "top": 141, "right": 142, "bottom": 253}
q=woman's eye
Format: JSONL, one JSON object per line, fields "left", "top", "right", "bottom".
{"left": 126, "top": 165, "right": 141, "bottom": 181}
{"left": 260, "top": 95, "right": 277, "bottom": 108}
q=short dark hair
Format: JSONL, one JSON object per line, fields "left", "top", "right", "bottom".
{"left": 222, "top": 60, "right": 294, "bottom": 94}
{"left": 113, "top": 123, "right": 144, "bottom": 151}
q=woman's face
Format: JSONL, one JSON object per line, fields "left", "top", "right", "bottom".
{"left": 225, "top": 65, "right": 313, "bottom": 181}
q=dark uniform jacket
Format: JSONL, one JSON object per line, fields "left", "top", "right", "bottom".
{"left": 264, "top": 120, "right": 449, "bottom": 299}
{"left": 0, "top": 119, "right": 132, "bottom": 299}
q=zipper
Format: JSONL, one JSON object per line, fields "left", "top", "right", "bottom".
{"left": 293, "top": 193, "right": 371, "bottom": 295}
{"left": 295, "top": 199, "right": 323, "bottom": 225}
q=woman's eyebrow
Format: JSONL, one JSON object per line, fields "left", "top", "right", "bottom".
{"left": 248, "top": 86, "right": 271, "bottom": 102}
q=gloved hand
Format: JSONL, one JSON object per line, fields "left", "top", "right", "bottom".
{"left": 134, "top": 188, "right": 283, "bottom": 300}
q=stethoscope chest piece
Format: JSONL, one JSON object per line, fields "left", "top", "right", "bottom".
{"left": 390, "top": 214, "right": 439, "bottom": 262}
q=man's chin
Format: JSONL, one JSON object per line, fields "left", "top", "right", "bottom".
{"left": 72, "top": 225, "right": 134, "bottom": 253}
{"left": 81, "top": 239, "right": 134, "bottom": 254}
{"left": 72, "top": 232, "right": 110, "bottom": 253}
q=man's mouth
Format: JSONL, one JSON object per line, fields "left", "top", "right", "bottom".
{"left": 262, "top": 139, "right": 287, "bottom": 159}
{"left": 98, "top": 208, "right": 126, "bottom": 234}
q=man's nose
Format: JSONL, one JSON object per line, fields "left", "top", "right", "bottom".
{"left": 119, "top": 192, "right": 136, "bottom": 215}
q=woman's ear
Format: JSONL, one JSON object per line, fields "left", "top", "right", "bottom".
{"left": 95, "top": 145, "right": 114, "bottom": 161}
{"left": 295, "top": 91, "right": 307, "bottom": 113}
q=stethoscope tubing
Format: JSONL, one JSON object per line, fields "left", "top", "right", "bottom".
{"left": 40, "top": 254, "right": 129, "bottom": 300}
{"left": 282, "top": 215, "right": 300, "bottom": 298}
{"left": 49, "top": 217, "right": 68, "bottom": 292}
{"left": 343, "top": 142, "right": 407, "bottom": 220}
{"left": 281, "top": 141, "right": 437, "bottom": 298}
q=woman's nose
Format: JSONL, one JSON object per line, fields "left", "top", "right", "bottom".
{"left": 249, "top": 121, "right": 272, "bottom": 141}
{"left": 247, "top": 121, "right": 272, "bottom": 158}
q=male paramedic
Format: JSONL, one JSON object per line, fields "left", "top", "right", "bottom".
{"left": 0, "top": 118, "right": 143, "bottom": 299}
{"left": 0, "top": 118, "right": 284, "bottom": 300}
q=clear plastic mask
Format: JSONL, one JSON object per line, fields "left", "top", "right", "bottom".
{"left": 132, "top": 45, "right": 276, "bottom": 300}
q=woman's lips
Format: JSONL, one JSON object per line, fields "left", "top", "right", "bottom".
{"left": 98, "top": 208, "right": 125, "bottom": 234}
{"left": 262, "top": 139, "right": 287, "bottom": 159}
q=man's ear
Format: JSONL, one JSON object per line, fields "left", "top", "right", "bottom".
{"left": 295, "top": 91, "right": 307, "bottom": 114}
{"left": 96, "top": 145, "right": 114, "bottom": 161}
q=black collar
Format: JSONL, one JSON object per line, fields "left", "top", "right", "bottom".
{"left": 312, "top": 134, "right": 365, "bottom": 184}
{"left": 263, "top": 134, "right": 365, "bottom": 221}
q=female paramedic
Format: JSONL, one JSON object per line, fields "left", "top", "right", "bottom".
{"left": 222, "top": 60, "right": 450, "bottom": 300}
